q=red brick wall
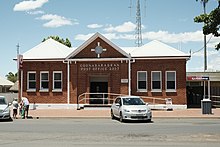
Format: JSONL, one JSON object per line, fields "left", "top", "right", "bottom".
{"left": 131, "top": 59, "right": 187, "bottom": 105}
{"left": 21, "top": 59, "right": 187, "bottom": 105}
{"left": 21, "top": 61, "right": 68, "bottom": 104}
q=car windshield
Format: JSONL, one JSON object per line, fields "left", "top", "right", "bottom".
{"left": 0, "top": 98, "right": 7, "bottom": 105}
{"left": 122, "top": 97, "right": 145, "bottom": 105}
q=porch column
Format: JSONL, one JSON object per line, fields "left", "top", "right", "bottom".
{"left": 128, "top": 59, "right": 131, "bottom": 96}
{"left": 67, "top": 61, "right": 70, "bottom": 105}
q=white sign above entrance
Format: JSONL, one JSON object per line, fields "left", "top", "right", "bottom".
{"left": 80, "top": 63, "right": 120, "bottom": 71}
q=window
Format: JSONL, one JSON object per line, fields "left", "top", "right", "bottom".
{"left": 137, "top": 71, "right": 147, "bottom": 92}
{"left": 27, "top": 71, "right": 36, "bottom": 91}
{"left": 166, "top": 71, "right": 176, "bottom": 92}
{"left": 53, "top": 71, "right": 62, "bottom": 91}
{"left": 151, "top": 71, "right": 162, "bottom": 92}
{"left": 40, "top": 71, "right": 49, "bottom": 91}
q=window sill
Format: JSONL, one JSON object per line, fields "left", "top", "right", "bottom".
{"left": 52, "top": 89, "right": 62, "bottom": 92}
{"left": 27, "top": 89, "right": 36, "bottom": 92}
{"left": 166, "top": 90, "right": 176, "bottom": 93}
{"left": 151, "top": 90, "right": 162, "bottom": 93}
{"left": 39, "top": 89, "right": 49, "bottom": 92}
{"left": 137, "top": 90, "right": 147, "bottom": 92}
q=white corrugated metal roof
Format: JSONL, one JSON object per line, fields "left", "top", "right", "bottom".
{"left": 121, "top": 40, "right": 189, "bottom": 58}
{"left": 22, "top": 38, "right": 73, "bottom": 60}
{"left": 0, "top": 76, "right": 14, "bottom": 86}
{"left": 22, "top": 37, "right": 189, "bottom": 60}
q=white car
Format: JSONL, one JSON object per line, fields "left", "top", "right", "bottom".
{"left": 111, "top": 96, "right": 152, "bottom": 122}
{"left": 0, "top": 96, "right": 11, "bottom": 120}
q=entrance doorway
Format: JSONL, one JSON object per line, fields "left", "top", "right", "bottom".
{"left": 89, "top": 75, "right": 108, "bottom": 104}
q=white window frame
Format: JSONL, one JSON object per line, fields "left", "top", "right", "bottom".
{"left": 53, "top": 71, "right": 62, "bottom": 92}
{"left": 27, "top": 71, "right": 36, "bottom": 92}
{"left": 137, "top": 71, "right": 147, "bottom": 92}
{"left": 151, "top": 71, "right": 162, "bottom": 92}
{"left": 40, "top": 71, "right": 49, "bottom": 92}
{"left": 166, "top": 71, "right": 176, "bottom": 92}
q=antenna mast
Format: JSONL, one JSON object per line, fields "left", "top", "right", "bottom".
{"left": 135, "top": 0, "right": 143, "bottom": 47}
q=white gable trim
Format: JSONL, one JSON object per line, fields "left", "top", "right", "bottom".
{"left": 65, "top": 32, "right": 131, "bottom": 60}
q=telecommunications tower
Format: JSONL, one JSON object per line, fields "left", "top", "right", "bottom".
{"left": 130, "top": 0, "right": 146, "bottom": 47}
{"left": 135, "top": 0, "right": 142, "bottom": 47}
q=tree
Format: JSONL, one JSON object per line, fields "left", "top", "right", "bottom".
{"left": 194, "top": 0, "right": 220, "bottom": 50}
{"left": 42, "top": 36, "right": 72, "bottom": 47}
{"left": 5, "top": 72, "right": 17, "bottom": 83}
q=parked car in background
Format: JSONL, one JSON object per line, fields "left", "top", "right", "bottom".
{"left": 111, "top": 96, "right": 152, "bottom": 122}
{"left": 0, "top": 96, "right": 11, "bottom": 120}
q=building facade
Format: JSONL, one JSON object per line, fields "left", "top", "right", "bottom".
{"left": 18, "top": 33, "right": 190, "bottom": 109}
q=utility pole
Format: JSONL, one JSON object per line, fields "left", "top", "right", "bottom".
{"left": 202, "top": 0, "right": 208, "bottom": 71}
{"left": 16, "top": 43, "right": 20, "bottom": 101}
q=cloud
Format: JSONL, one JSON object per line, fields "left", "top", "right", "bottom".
{"left": 87, "top": 24, "right": 103, "bottom": 29}
{"left": 27, "top": 10, "right": 44, "bottom": 15}
{"left": 75, "top": 30, "right": 204, "bottom": 42}
{"left": 37, "top": 14, "right": 78, "bottom": 28}
{"left": 104, "top": 21, "right": 136, "bottom": 33}
{"left": 75, "top": 33, "right": 96, "bottom": 41}
{"left": 143, "top": 30, "right": 204, "bottom": 43}
{"left": 14, "top": 0, "right": 48, "bottom": 11}
{"left": 75, "top": 30, "right": 219, "bottom": 50}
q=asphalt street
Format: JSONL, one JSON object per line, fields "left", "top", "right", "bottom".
{"left": 0, "top": 118, "right": 220, "bottom": 147}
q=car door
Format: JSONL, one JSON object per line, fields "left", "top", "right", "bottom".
{"left": 112, "top": 98, "right": 121, "bottom": 117}
{"left": 113, "top": 98, "right": 121, "bottom": 117}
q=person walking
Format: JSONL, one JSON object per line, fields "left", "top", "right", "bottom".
{"left": 22, "top": 97, "right": 29, "bottom": 118}
{"left": 19, "top": 100, "right": 25, "bottom": 119}
{"left": 12, "top": 98, "right": 18, "bottom": 119}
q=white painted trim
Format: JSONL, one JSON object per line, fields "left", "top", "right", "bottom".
{"left": 65, "top": 32, "right": 131, "bottom": 60}
{"left": 151, "top": 71, "right": 162, "bottom": 91}
{"left": 40, "top": 71, "right": 49, "bottom": 90}
{"left": 128, "top": 59, "right": 131, "bottom": 96}
{"left": 27, "top": 71, "right": 36, "bottom": 90}
{"left": 67, "top": 61, "right": 70, "bottom": 105}
{"left": 53, "top": 71, "right": 62, "bottom": 90}
{"left": 137, "top": 71, "right": 147, "bottom": 92}
{"left": 133, "top": 57, "right": 190, "bottom": 60}
{"left": 165, "top": 71, "right": 176, "bottom": 92}
{"left": 67, "top": 58, "right": 130, "bottom": 62}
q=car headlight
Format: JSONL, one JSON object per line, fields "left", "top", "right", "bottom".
{"left": 3, "top": 106, "right": 10, "bottom": 113}
{"left": 123, "top": 109, "right": 130, "bottom": 112}
{"left": 147, "top": 109, "right": 151, "bottom": 113}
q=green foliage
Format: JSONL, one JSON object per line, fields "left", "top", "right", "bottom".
{"left": 42, "top": 36, "right": 72, "bottom": 47}
{"left": 5, "top": 72, "right": 17, "bottom": 83}
{"left": 194, "top": 0, "right": 220, "bottom": 50}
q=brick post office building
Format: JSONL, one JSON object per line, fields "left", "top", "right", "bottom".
{"left": 18, "top": 33, "right": 190, "bottom": 109}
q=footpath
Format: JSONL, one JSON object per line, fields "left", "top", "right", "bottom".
{"left": 28, "top": 108, "right": 220, "bottom": 119}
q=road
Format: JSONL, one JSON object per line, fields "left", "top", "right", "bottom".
{"left": 0, "top": 118, "right": 220, "bottom": 147}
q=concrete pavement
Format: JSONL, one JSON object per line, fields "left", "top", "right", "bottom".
{"left": 27, "top": 108, "right": 220, "bottom": 119}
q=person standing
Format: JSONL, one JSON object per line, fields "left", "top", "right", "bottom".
{"left": 12, "top": 98, "right": 18, "bottom": 119}
{"left": 23, "top": 97, "right": 29, "bottom": 118}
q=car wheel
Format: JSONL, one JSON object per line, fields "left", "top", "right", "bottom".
{"left": 119, "top": 112, "right": 124, "bottom": 122}
{"left": 111, "top": 109, "right": 115, "bottom": 120}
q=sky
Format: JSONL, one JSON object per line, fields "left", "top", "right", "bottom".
{"left": 0, "top": 0, "right": 220, "bottom": 78}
